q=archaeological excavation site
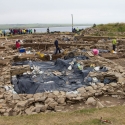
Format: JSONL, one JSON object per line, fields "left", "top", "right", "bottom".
{"left": 1, "top": 27, "right": 125, "bottom": 116}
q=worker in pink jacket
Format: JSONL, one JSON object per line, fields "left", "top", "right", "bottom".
{"left": 92, "top": 49, "right": 99, "bottom": 56}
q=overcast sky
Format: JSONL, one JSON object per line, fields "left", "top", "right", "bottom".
{"left": 0, "top": 0, "right": 124, "bottom": 24}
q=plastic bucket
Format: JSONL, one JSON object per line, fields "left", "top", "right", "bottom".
{"left": 19, "top": 48, "right": 26, "bottom": 53}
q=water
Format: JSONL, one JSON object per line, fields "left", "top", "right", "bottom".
{"left": 32, "top": 25, "right": 91, "bottom": 33}
{"left": 5, "top": 25, "right": 91, "bottom": 33}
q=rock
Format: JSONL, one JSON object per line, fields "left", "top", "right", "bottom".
{"left": 53, "top": 91, "right": 59, "bottom": 96}
{"left": 57, "top": 97, "right": 65, "bottom": 104}
{"left": 117, "top": 90, "right": 123, "bottom": 94}
{"left": 33, "top": 93, "right": 43, "bottom": 99}
{"left": 81, "top": 92, "right": 89, "bottom": 99}
{"left": 66, "top": 93, "right": 77, "bottom": 100}
{"left": 77, "top": 87, "right": 86, "bottom": 93}
{"left": 97, "top": 83, "right": 104, "bottom": 88}
{"left": 85, "top": 86, "right": 93, "bottom": 91}
{"left": 45, "top": 98, "right": 54, "bottom": 104}
{"left": 96, "top": 101, "right": 104, "bottom": 108}
{"left": 0, "top": 94, "right": 4, "bottom": 99}
{"left": 85, "top": 97, "right": 96, "bottom": 106}
{"left": 118, "top": 77, "right": 125, "bottom": 83}
{"left": 33, "top": 104, "right": 46, "bottom": 112}
{"left": 26, "top": 94, "right": 33, "bottom": 99}
{"left": 110, "top": 83, "right": 117, "bottom": 87}
{"left": 89, "top": 89, "right": 96, "bottom": 94}
{"left": 13, "top": 94, "right": 20, "bottom": 100}
{"left": 48, "top": 101, "right": 58, "bottom": 109}
{"left": 91, "top": 85, "right": 98, "bottom": 90}
{"left": 16, "top": 101, "right": 28, "bottom": 108}
{"left": 88, "top": 92, "right": 94, "bottom": 97}
{"left": 27, "top": 98, "right": 34, "bottom": 104}
{"left": 34, "top": 93, "right": 46, "bottom": 102}
{"left": 101, "top": 87, "right": 107, "bottom": 91}
{"left": 112, "top": 95, "right": 118, "bottom": 98}
{"left": 95, "top": 89, "right": 103, "bottom": 96}
{"left": 0, "top": 109, "right": 6, "bottom": 113}
{"left": 73, "top": 96, "right": 83, "bottom": 101}
{"left": 60, "top": 91, "right": 66, "bottom": 96}
{"left": 3, "top": 113, "right": 9, "bottom": 116}
{"left": 0, "top": 105, "right": 3, "bottom": 109}
{"left": 35, "top": 106, "right": 41, "bottom": 113}
{"left": 0, "top": 99, "right": 5, "bottom": 103}
{"left": 25, "top": 108, "right": 33, "bottom": 115}
{"left": 40, "top": 105, "right": 47, "bottom": 112}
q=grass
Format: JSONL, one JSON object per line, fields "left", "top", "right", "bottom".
{"left": 90, "top": 23, "right": 125, "bottom": 37}
{"left": 0, "top": 106, "right": 125, "bottom": 125}
{"left": 96, "top": 23, "right": 125, "bottom": 32}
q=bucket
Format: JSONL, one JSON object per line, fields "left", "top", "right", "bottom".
{"left": 19, "top": 48, "right": 26, "bottom": 53}
{"left": 37, "top": 52, "right": 44, "bottom": 58}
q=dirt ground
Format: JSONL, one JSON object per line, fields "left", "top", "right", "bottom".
{"left": 113, "top": 58, "right": 125, "bottom": 67}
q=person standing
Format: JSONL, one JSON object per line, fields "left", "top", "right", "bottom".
{"left": 76, "top": 27, "right": 79, "bottom": 32}
{"left": 54, "top": 38, "right": 61, "bottom": 54}
{"left": 47, "top": 27, "right": 50, "bottom": 33}
{"left": 112, "top": 38, "right": 117, "bottom": 51}
{"left": 3, "top": 30, "right": 6, "bottom": 37}
{"left": 0, "top": 30, "right": 2, "bottom": 37}
{"left": 31, "top": 29, "right": 32, "bottom": 34}
{"left": 34, "top": 29, "right": 36, "bottom": 33}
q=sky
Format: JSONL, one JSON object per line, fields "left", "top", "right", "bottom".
{"left": 0, "top": 0, "right": 125, "bottom": 24}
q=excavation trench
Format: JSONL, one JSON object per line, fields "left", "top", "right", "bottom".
{"left": 11, "top": 55, "right": 118, "bottom": 94}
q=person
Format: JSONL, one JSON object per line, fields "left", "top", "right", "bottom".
{"left": 30, "top": 29, "right": 32, "bottom": 34}
{"left": 72, "top": 28, "right": 76, "bottom": 33}
{"left": 112, "top": 38, "right": 117, "bottom": 51}
{"left": 34, "top": 29, "right": 36, "bottom": 33}
{"left": 47, "top": 27, "right": 50, "bottom": 33}
{"left": 76, "top": 27, "right": 79, "bottom": 32}
{"left": 92, "top": 49, "right": 99, "bottom": 56}
{"left": 0, "top": 30, "right": 2, "bottom": 37}
{"left": 16, "top": 40, "right": 20, "bottom": 49}
{"left": 3, "top": 30, "right": 6, "bottom": 37}
{"left": 54, "top": 38, "right": 61, "bottom": 54}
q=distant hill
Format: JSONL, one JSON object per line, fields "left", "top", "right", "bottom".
{"left": 80, "top": 23, "right": 125, "bottom": 36}
{"left": 0, "top": 24, "right": 92, "bottom": 30}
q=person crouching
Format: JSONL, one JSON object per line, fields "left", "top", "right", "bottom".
{"left": 16, "top": 40, "right": 20, "bottom": 50}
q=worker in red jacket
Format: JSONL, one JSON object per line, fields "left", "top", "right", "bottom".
{"left": 16, "top": 40, "right": 20, "bottom": 49}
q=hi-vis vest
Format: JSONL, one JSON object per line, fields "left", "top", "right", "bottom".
{"left": 112, "top": 39, "right": 117, "bottom": 45}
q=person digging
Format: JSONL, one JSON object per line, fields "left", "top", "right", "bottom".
{"left": 54, "top": 38, "right": 61, "bottom": 54}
